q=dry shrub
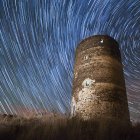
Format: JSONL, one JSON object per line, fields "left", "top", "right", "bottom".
{"left": 0, "top": 114, "right": 140, "bottom": 140}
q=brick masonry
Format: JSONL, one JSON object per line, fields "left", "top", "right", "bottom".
{"left": 71, "top": 35, "right": 130, "bottom": 123}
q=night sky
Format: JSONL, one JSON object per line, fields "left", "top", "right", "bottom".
{"left": 0, "top": 0, "right": 140, "bottom": 122}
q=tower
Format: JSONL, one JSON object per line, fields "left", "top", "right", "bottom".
{"left": 71, "top": 35, "right": 130, "bottom": 124}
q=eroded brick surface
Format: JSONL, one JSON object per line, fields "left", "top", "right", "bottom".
{"left": 71, "top": 35, "right": 130, "bottom": 123}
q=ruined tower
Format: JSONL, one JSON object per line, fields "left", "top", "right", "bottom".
{"left": 71, "top": 35, "right": 130, "bottom": 124}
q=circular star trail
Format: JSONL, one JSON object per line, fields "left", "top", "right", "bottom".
{"left": 0, "top": 0, "right": 140, "bottom": 121}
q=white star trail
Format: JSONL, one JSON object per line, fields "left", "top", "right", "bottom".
{"left": 0, "top": 0, "right": 140, "bottom": 121}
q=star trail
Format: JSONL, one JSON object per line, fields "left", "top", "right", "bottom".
{"left": 0, "top": 0, "right": 140, "bottom": 121}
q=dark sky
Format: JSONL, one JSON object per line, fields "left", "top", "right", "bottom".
{"left": 0, "top": 0, "right": 140, "bottom": 121}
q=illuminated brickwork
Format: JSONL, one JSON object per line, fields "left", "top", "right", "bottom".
{"left": 71, "top": 35, "right": 130, "bottom": 123}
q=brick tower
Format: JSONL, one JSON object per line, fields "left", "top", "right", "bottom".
{"left": 71, "top": 35, "right": 130, "bottom": 124}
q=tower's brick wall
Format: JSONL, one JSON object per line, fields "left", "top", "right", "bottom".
{"left": 71, "top": 35, "right": 130, "bottom": 123}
